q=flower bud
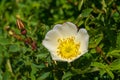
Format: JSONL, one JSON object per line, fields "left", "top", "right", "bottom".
{"left": 24, "top": 37, "right": 32, "bottom": 45}
{"left": 8, "top": 30, "right": 14, "bottom": 36}
{"left": 16, "top": 19, "right": 25, "bottom": 30}
{"left": 21, "top": 29, "right": 27, "bottom": 35}
{"left": 96, "top": 46, "right": 102, "bottom": 53}
{"left": 31, "top": 41, "right": 37, "bottom": 50}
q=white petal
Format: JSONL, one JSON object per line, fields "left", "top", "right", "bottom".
{"left": 53, "top": 22, "right": 77, "bottom": 38}
{"left": 50, "top": 51, "right": 74, "bottom": 62}
{"left": 63, "top": 22, "right": 78, "bottom": 32}
{"left": 50, "top": 51, "right": 62, "bottom": 61}
{"left": 67, "top": 55, "right": 82, "bottom": 63}
{"left": 50, "top": 51, "right": 68, "bottom": 61}
{"left": 42, "top": 30, "right": 61, "bottom": 52}
{"left": 76, "top": 28, "right": 89, "bottom": 54}
{"left": 51, "top": 52, "right": 83, "bottom": 63}
{"left": 53, "top": 24, "right": 63, "bottom": 30}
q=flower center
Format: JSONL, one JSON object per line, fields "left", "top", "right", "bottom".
{"left": 57, "top": 37, "right": 80, "bottom": 60}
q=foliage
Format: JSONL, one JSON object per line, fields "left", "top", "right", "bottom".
{"left": 0, "top": 0, "right": 120, "bottom": 80}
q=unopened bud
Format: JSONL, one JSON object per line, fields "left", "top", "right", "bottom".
{"left": 5, "top": 26, "right": 14, "bottom": 36}
{"left": 96, "top": 46, "right": 102, "bottom": 53}
{"left": 8, "top": 30, "right": 14, "bottom": 36}
{"left": 31, "top": 41, "right": 37, "bottom": 50}
{"left": 24, "top": 37, "right": 32, "bottom": 45}
{"left": 16, "top": 19, "right": 25, "bottom": 30}
{"left": 21, "top": 29, "right": 27, "bottom": 35}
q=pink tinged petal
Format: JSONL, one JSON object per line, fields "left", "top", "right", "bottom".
{"left": 76, "top": 28, "right": 89, "bottom": 55}
{"left": 53, "top": 22, "right": 78, "bottom": 38}
{"left": 42, "top": 30, "right": 61, "bottom": 52}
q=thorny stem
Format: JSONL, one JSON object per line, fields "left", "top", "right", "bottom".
{"left": 96, "top": 46, "right": 111, "bottom": 65}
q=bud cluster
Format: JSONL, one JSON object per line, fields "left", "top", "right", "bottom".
{"left": 6, "top": 17, "right": 37, "bottom": 51}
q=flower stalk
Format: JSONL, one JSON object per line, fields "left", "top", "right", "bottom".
{"left": 96, "top": 46, "right": 111, "bottom": 64}
{"left": 5, "top": 17, "right": 37, "bottom": 51}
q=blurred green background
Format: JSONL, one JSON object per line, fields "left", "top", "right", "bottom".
{"left": 0, "top": 0, "right": 120, "bottom": 80}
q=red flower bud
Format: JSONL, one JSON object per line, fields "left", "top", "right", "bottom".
{"left": 24, "top": 37, "right": 32, "bottom": 45}
{"left": 21, "top": 29, "right": 27, "bottom": 35}
{"left": 31, "top": 41, "right": 37, "bottom": 50}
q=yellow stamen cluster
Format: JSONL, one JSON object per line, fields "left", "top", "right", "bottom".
{"left": 57, "top": 37, "right": 80, "bottom": 60}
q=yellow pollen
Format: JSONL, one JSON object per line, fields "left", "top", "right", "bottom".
{"left": 57, "top": 37, "right": 80, "bottom": 60}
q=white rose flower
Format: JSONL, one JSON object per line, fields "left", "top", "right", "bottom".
{"left": 42, "top": 22, "right": 89, "bottom": 62}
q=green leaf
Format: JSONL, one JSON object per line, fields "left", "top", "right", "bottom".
{"left": 0, "top": 53, "right": 3, "bottom": 66}
{"left": 89, "top": 33, "right": 103, "bottom": 48}
{"left": 95, "top": 34, "right": 103, "bottom": 46}
{"left": 117, "top": 32, "right": 120, "bottom": 48}
{"left": 78, "top": 0, "right": 83, "bottom": 11}
{"left": 110, "top": 59, "right": 120, "bottom": 70}
{"left": 105, "top": 68, "right": 114, "bottom": 79}
{"left": 9, "top": 44, "right": 20, "bottom": 52}
{"left": 113, "top": 12, "right": 119, "bottom": 21}
{"left": 3, "top": 71, "right": 10, "bottom": 80}
{"left": 0, "top": 45, "right": 4, "bottom": 52}
{"left": 90, "top": 48, "right": 96, "bottom": 53}
{"left": 36, "top": 53, "right": 48, "bottom": 59}
{"left": 107, "top": 50, "right": 120, "bottom": 58}
{"left": 0, "top": 38, "right": 10, "bottom": 45}
{"left": 77, "top": 21, "right": 84, "bottom": 27}
{"left": 91, "top": 62, "right": 114, "bottom": 79}
{"left": 91, "top": 62, "right": 106, "bottom": 69}
{"left": 0, "top": 70, "right": 2, "bottom": 80}
{"left": 31, "top": 64, "right": 37, "bottom": 80}
{"left": 99, "top": 69, "right": 106, "bottom": 77}
{"left": 81, "top": 8, "right": 93, "bottom": 17}
{"left": 37, "top": 72, "right": 50, "bottom": 80}
{"left": 62, "top": 72, "right": 73, "bottom": 80}
{"left": 71, "top": 67, "right": 86, "bottom": 74}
